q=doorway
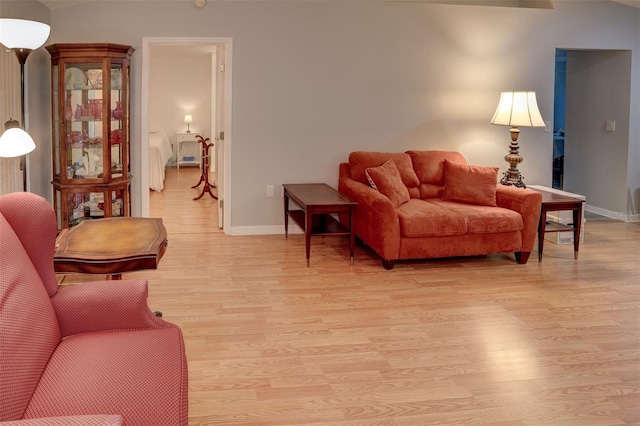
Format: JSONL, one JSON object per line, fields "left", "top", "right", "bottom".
{"left": 140, "top": 37, "right": 232, "bottom": 233}
{"left": 553, "top": 48, "right": 632, "bottom": 219}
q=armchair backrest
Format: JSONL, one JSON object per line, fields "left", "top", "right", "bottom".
{"left": 0, "top": 193, "right": 61, "bottom": 421}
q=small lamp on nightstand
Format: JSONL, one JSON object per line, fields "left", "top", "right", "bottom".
{"left": 184, "top": 115, "right": 193, "bottom": 133}
{"left": 491, "top": 91, "right": 545, "bottom": 189}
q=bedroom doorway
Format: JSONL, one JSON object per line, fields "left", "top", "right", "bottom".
{"left": 140, "top": 37, "right": 232, "bottom": 233}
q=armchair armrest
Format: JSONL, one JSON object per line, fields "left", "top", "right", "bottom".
{"left": 496, "top": 186, "right": 542, "bottom": 252}
{"left": 0, "top": 415, "right": 122, "bottom": 425}
{"left": 339, "top": 165, "right": 401, "bottom": 261}
{"left": 51, "top": 279, "right": 169, "bottom": 338}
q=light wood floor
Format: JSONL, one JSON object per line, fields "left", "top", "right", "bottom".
{"left": 114, "top": 168, "right": 640, "bottom": 424}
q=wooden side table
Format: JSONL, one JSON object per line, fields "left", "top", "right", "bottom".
{"left": 54, "top": 217, "right": 168, "bottom": 279}
{"left": 283, "top": 183, "right": 357, "bottom": 267}
{"left": 530, "top": 187, "right": 585, "bottom": 262}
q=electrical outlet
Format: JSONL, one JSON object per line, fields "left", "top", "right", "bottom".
{"left": 605, "top": 120, "right": 616, "bottom": 132}
{"left": 266, "top": 185, "right": 274, "bottom": 198}
{"left": 544, "top": 121, "right": 552, "bottom": 132}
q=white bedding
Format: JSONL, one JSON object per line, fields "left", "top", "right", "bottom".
{"left": 149, "top": 131, "right": 173, "bottom": 192}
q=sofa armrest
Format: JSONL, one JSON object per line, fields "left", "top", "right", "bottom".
{"left": 339, "top": 165, "right": 401, "bottom": 261}
{"left": 51, "top": 280, "right": 170, "bottom": 337}
{"left": 496, "top": 185, "right": 542, "bottom": 252}
{"left": 0, "top": 415, "right": 123, "bottom": 425}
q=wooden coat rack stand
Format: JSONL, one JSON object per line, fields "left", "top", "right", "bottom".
{"left": 192, "top": 135, "right": 217, "bottom": 201}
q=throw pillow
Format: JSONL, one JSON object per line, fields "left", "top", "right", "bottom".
{"left": 365, "top": 160, "right": 411, "bottom": 207}
{"left": 442, "top": 160, "right": 499, "bottom": 207}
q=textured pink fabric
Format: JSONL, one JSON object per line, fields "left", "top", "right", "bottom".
{"left": 365, "top": 160, "right": 411, "bottom": 207}
{"left": 0, "top": 192, "right": 188, "bottom": 425}
{"left": 0, "top": 215, "right": 61, "bottom": 421}
{"left": 24, "top": 329, "right": 187, "bottom": 426}
{"left": 0, "top": 192, "right": 59, "bottom": 296}
{"left": 0, "top": 415, "right": 123, "bottom": 425}
{"left": 51, "top": 280, "right": 170, "bottom": 337}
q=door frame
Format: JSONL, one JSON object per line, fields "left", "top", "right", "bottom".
{"left": 140, "top": 36, "right": 233, "bottom": 233}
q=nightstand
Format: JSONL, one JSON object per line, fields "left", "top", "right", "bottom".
{"left": 174, "top": 132, "right": 201, "bottom": 170}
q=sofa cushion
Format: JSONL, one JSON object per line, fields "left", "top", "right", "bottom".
{"left": 396, "top": 199, "right": 523, "bottom": 238}
{"left": 24, "top": 328, "right": 186, "bottom": 424}
{"left": 397, "top": 199, "right": 468, "bottom": 237}
{"left": 349, "top": 152, "right": 420, "bottom": 191}
{"left": 431, "top": 200, "right": 524, "bottom": 233}
{"left": 406, "top": 150, "right": 467, "bottom": 185}
{"left": 442, "top": 160, "right": 499, "bottom": 207}
{"left": 365, "top": 160, "right": 410, "bottom": 207}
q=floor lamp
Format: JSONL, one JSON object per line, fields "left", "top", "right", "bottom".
{"left": 0, "top": 18, "right": 51, "bottom": 189}
{"left": 490, "top": 91, "right": 545, "bottom": 189}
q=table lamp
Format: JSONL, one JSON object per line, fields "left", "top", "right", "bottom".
{"left": 184, "top": 115, "right": 193, "bottom": 133}
{"left": 490, "top": 91, "right": 545, "bottom": 188}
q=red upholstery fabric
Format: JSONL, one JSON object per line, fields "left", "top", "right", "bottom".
{"left": 0, "top": 192, "right": 188, "bottom": 425}
{"left": 442, "top": 160, "right": 499, "bottom": 207}
{"left": 338, "top": 151, "right": 542, "bottom": 267}
{"left": 349, "top": 151, "right": 420, "bottom": 198}
{"left": 365, "top": 160, "right": 411, "bottom": 207}
{"left": 406, "top": 150, "right": 467, "bottom": 185}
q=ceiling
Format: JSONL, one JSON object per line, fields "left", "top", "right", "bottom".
{"left": 36, "top": 0, "right": 640, "bottom": 9}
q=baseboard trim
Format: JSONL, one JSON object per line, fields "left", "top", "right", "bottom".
{"left": 231, "top": 224, "right": 304, "bottom": 236}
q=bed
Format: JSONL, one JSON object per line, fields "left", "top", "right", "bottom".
{"left": 149, "top": 131, "right": 173, "bottom": 192}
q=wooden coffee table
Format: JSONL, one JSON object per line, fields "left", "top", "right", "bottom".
{"left": 283, "top": 183, "right": 357, "bottom": 267}
{"left": 54, "top": 217, "right": 168, "bottom": 279}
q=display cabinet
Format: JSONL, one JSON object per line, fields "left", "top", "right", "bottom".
{"left": 47, "top": 43, "right": 134, "bottom": 228}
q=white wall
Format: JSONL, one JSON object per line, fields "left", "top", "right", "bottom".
{"left": 2, "top": 0, "right": 639, "bottom": 229}
{"left": 149, "top": 49, "right": 212, "bottom": 161}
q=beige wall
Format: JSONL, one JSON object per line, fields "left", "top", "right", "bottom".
{"left": 2, "top": 0, "right": 639, "bottom": 229}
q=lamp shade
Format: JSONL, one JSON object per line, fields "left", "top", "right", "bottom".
{"left": 0, "top": 128, "right": 36, "bottom": 158}
{"left": 184, "top": 115, "right": 193, "bottom": 124}
{"left": 491, "top": 91, "right": 545, "bottom": 128}
{"left": 0, "top": 18, "right": 51, "bottom": 50}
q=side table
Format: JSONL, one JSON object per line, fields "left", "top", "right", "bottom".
{"left": 54, "top": 217, "right": 168, "bottom": 279}
{"left": 283, "top": 183, "right": 357, "bottom": 267}
{"left": 530, "top": 186, "right": 585, "bottom": 262}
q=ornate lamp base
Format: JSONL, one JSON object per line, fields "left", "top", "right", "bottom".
{"left": 500, "top": 127, "right": 527, "bottom": 189}
{"left": 500, "top": 170, "right": 526, "bottom": 188}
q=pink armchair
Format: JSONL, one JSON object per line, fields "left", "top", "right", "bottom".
{"left": 0, "top": 192, "right": 187, "bottom": 425}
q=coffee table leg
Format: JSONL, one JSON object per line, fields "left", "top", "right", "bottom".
{"left": 305, "top": 211, "right": 312, "bottom": 267}
{"left": 349, "top": 207, "right": 355, "bottom": 266}
{"left": 284, "top": 191, "right": 289, "bottom": 238}
{"left": 573, "top": 205, "right": 582, "bottom": 260}
{"left": 538, "top": 208, "right": 546, "bottom": 262}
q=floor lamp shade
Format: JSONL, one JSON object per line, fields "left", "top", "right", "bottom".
{"left": 491, "top": 91, "right": 545, "bottom": 188}
{"left": 0, "top": 128, "right": 36, "bottom": 158}
{"left": 0, "top": 18, "right": 51, "bottom": 50}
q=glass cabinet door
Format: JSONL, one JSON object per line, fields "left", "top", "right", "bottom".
{"left": 64, "top": 62, "right": 104, "bottom": 181}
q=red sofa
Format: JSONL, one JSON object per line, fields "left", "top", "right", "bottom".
{"left": 339, "top": 151, "right": 542, "bottom": 269}
{"left": 0, "top": 192, "right": 188, "bottom": 425}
